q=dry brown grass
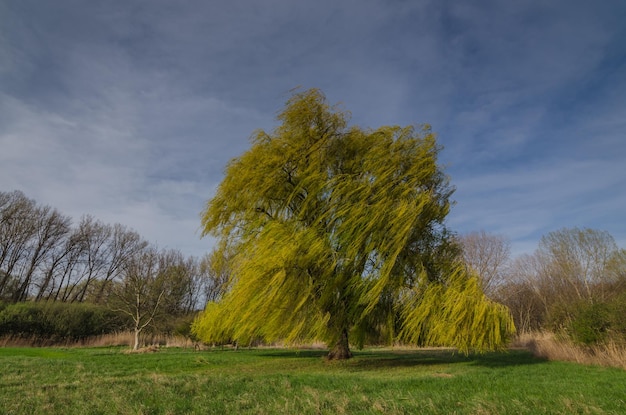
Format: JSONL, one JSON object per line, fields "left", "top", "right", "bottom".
{"left": 0, "top": 335, "right": 46, "bottom": 347}
{"left": 514, "top": 331, "right": 626, "bottom": 370}
{"left": 0, "top": 331, "right": 201, "bottom": 349}
{"left": 123, "top": 344, "right": 161, "bottom": 354}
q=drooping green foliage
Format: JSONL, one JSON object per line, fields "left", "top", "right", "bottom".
{"left": 193, "top": 89, "right": 514, "bottom": 357}
{"left": 399, "top": 264, "right": 514, "bottom": 353}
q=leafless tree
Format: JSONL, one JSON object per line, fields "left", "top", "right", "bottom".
{"left": 93, "top": 224, "right": 147, "bottom": 303}
{"left": 52, "top": 229, "right": 87, "bottom": 302}
{"left": 199, "top": 249, "right": 231, "bottom": 305}
{"left": 538, "top": 227, "right": 621, "bottom": 302}
{"left": 157, "top": 249, "right": 198, "bottom": 316}
{"left": 34, "top": 232, "right": 75, "bottom": 301}
{"left": 498, "top": 253, "right": 549, "bottom": 332}
{"left": 12, "top": 206, "right": 71, "bottom": 301}
{"left": 0, "top": 191, "right": 38, "bottom": 298}
{"left": 111, "top": 246, "right": 165, "bottom": 350}
{"left": 458, "top": 230, "right": 511, "bottom": 297}
{"left": 71, "top": 216, "right": 112, "bottom": 302}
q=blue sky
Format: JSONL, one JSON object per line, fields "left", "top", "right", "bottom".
{"left": 1, "top": 0, "right": 625, "bottom": 257}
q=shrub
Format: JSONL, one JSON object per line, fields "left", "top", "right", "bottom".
{"left": 155, "top": 313, "right": 198, "bottom": 338}
{"left": 0, "top": 302, "right": 53, "bottom": 338}
{"left": 0, "top": 301, "right": 129, "bottom": 342}
{"left": 48, "top": 302, "right": 129, "bottom": 340}
{"left": 569, "top": 302, "right": 611, "bottom": 345}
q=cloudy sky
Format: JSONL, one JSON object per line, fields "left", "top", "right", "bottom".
{"left": 1, "top": 0, "right": 625, "bottom": 257}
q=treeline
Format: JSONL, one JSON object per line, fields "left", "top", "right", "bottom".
{"left": 4, "top": 189, "right": 626, "bottom": 348}
{"left": 460, "top": 228, "right": 626, "bottom": 345}
{"left": 0, "top": 190, "right": 227, "bottom": 344}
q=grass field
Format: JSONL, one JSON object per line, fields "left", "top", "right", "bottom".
{"left": 0, "top": 346, "right": 625, "bottom": 414}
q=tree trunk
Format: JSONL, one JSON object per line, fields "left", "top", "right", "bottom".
{"left": 327, "top": 328, "right": 352, "bottom": 360}
{"left": 133, "top": 327, "right": 140, "bottom": 351}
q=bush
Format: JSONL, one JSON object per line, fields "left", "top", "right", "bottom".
{"left": 537, "top": 285, "right": 626, "bottom": 347}
{"left": 153, "top": 313, "right": 198, "bottom": 338}
{"left": 0, "top": 302, "right": 53, "bottom": 338}
{"left": 569, "top": 302, "right": 611, "bottom": 345}
{"left": 49, "top": 302, "right": 129, "bottom": 340}
{"left": 0, "top": 301, "right": 201, "bottom": 344}
{"left": 0, "top": 302, "right": 129, "bottom": 342}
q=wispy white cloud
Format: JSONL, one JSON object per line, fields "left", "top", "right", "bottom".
{"left": 449, "top": 158, "right": 626, "bottom": 254}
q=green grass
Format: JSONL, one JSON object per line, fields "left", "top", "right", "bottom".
{"left": 0, "top": 347, "right": 625, "bottom": 414}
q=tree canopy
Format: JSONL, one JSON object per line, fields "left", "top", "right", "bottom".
{"left": 192, "top": 89, "right": 514, "bottom": 358}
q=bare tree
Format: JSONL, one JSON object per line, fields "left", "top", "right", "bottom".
{"left": 0, "top": 191, "right": 38, "bottom": 298}
{"left": 93, "top": 224, "right": 147, "bottom": 303}
{"left": 458, "top": 230, "right": 511, "bottom": 297}
{"left": 199, "top": 249, "right": 231, "bottom": 305}
{"left": 111, "top": 247, "right": 165, "bottom": 350}
{"left": 35, "top": 228, "right": 79, "bottom": 301}
{"left": 184, "top": 256, "right": 205, "bottom": 312}
{"left": 53, "top": 229, "right": 87, "bottom": 302}
{"left": 606, "top": 248, "right": 626, "bottom": 291}
{"left": 179, "top": 256, "right": 205, "bottom": 313}
{"left": 72, "top": 216, "right": 112, "bottom": 302}
{"left": 538, "top": 227, "right": 621, "bottom": 302}
{"left": 13, "top": 206, "right": 71, "bottom": 301}
{"left": 499, "top": 253, "right": 550, "bottom": 332}
{"left": 157, "top": 249, "right": 196, "bottom": 316}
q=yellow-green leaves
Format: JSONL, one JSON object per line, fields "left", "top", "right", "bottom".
{"left": 399, "top": 264, "right": 516, "bottom": 353}
{"left": 193, "top": 223, "right": 333, "bottom": 346}
{"left": 193, "top": 88, "right": 514, "bottom": 355}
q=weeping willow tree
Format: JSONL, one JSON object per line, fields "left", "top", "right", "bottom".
{"left": 193, "top": 89, "right": 514, "bottom": 359}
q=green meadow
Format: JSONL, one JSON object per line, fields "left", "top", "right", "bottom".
{"left": 0, "top": 347, "right": 625, "bottom": 414}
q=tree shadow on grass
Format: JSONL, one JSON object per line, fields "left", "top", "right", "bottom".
{"left": 468, "top": 349, "right": 547, "bottom": 368}
{"left": 258, "top": 349, "right": 329, "bottom": 359}
{"left": 350, "top": 348, "right": 546, "bottom": 370}
{"left": 259, "top": 348, "right": 544, "bottom": 370}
